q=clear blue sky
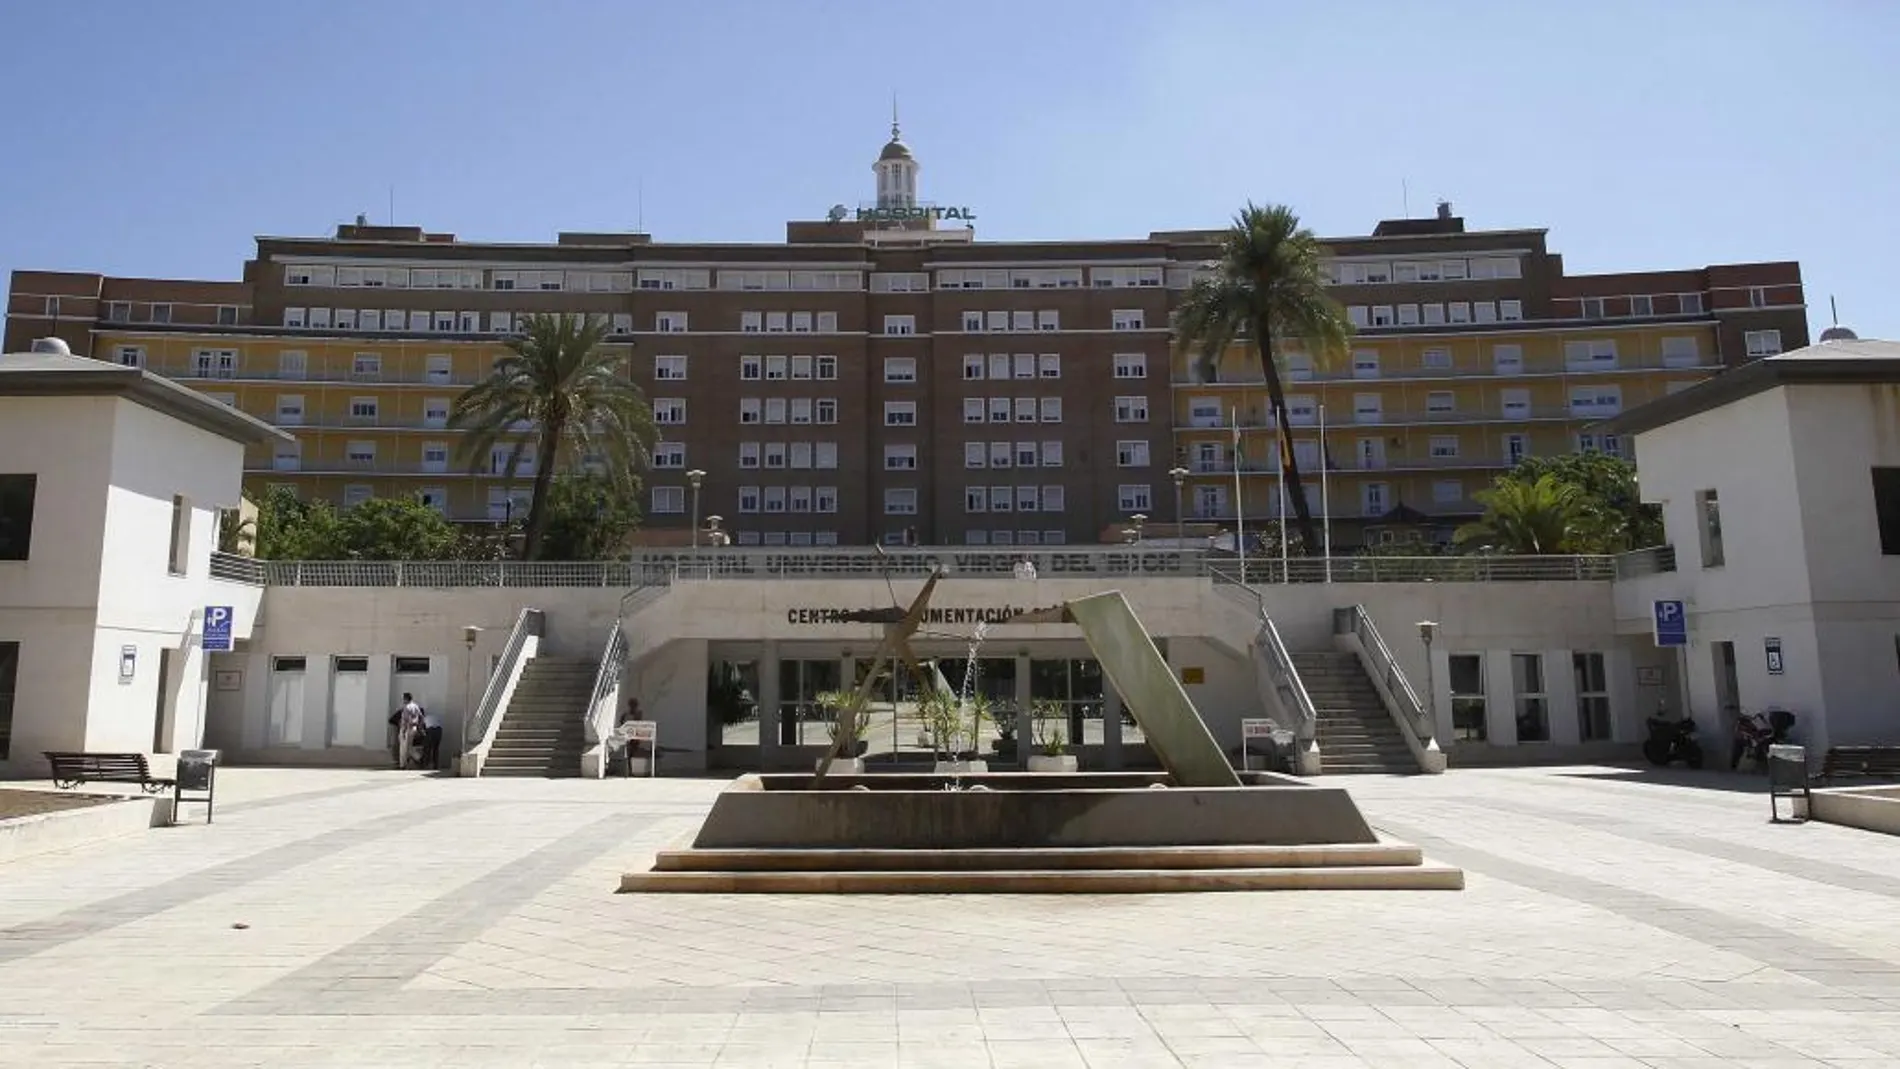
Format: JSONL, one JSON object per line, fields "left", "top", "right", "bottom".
{"left": 6, "top": 0, "right": 1895, "bottom": 337}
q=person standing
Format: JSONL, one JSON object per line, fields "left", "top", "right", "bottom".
{"left": 420, "top": 700, "right": 444, "bottom": 770}
{"left": 395, "top": 693, "right": 424, "bottom": 770}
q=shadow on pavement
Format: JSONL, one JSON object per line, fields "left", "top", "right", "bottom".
{"left": 1553, "top": 763, "right": 1772, "bottom": 795}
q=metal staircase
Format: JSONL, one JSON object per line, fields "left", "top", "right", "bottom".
{"left": 1292, "top": 652, "right": 1418, "bottom": 774}
{"left": 483, "top": 656, "right": 596, "bottom": 777}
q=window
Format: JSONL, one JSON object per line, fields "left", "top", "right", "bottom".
{"left": 488, "top": 311, "right": 513, "bottom": 333}
{"left": 348, "top": 396, "right": 379, "bottom": 423}
{"left": 656, "top": 312, "right": 687, "bottom": 333}
{"left": 815, "top": 487, "right": 838, "bottom": 513}
{"left": 964, "top": 442, "right": 986, "bottom": 469}
{"left": 765, "top": 398, "right": 786, "bottom": 424}
{"left": 114, "top": 345, "right": 146, "bottom": 369}
{"left": 1015, "top": 442, "right": 1037, "bottom": 467}
{"left": 1347, "top": 306, "right": 1370, "bottom": 328}
{"left": 1041, "top": 441, "right": 1063, "bottom": 467}
{"left": 815, "top": 355, "right": 837, "bottom": 380}
{"left": 1695, "top": 488, "right": 1725, "bottom": 567}
{"left": 1035, "top": 310, "right": 1059, "bottom": 332}
{"left": 1429, "top": 435, "right": 1459, "bottom": 458}
{"left": 989, "top": 397, "right": 1011, "bottom": 423}
{"left": 652, "top": 442, "right": 686, "bottom": 469}
{"left": 1630, "top": 294, "right": 1654, "bottom": 317}
{"left": 885, "top": 444, "right": 918, "bottom": 471}
{"left": 884, "top": 401, "right": 917, "bottom": 426}
{"left": 1117, "top": 440, "right": 1150, "bottom": 467}
{"left": 1569, "top": 385, "right": 1622, "bottom": 417}
{"left": 1041, "top": 486, "right": 1065, "bottom": 512}
{"left": 1574, "top": 653, "right": 1611, "bottom": 742}
{"left": 1564, "top": 339, "right": 1619, "bottom": 371}
{"left": 283, "top": 307, "right": 307, "bottom": 328}
{"left": 352, "top": 352, "right": 381, "bottom": 381}
{"left": 790, "top": 355, "right": 813, "bottom": 380}
{"left": 1745, "top": 330, "right": 1783, "bottom": 358}
{"left": 1449, "top": 654, "right": 1486, "bottom": 741}
{"left": 740, "top": 311, "right": 763, "bottom": 333}
{"left": 962, "top": 311, "right": 983, "bottom": 333}
{"left": 989, "top": 487, "right": 1012, "bottom": 513}
{"left": 740, "top": 355, "right": 762, "bottom": 381}
{"left": 1010, "top": 353, "right": 1035, "bottom": 380}
{"left": 1422, "top": 303, "right": 1446, "bottom": 325}
{"left": 342, "top": 485, "right": 373, "bottom": 509}
{"left": 273, "top": 441, "right": 301, "bottom": 471}
{"left": 1353, "top": 393, "right": 1383, "bottom": 424}
{"left": 1500, "top": 300, "right": 1523, "bottom": 321}
{"left": 275, "top": 395, "right": 304, "bottom": 425}
{"left": 1011, "top": 311, "right": 1034, "bottom": 333}
{"left": 884, "top": 357, "right": 917, "bottom": 383}
{"left": 1749, "top": 285, "right": 1768, "bottom": 308}
{"left": 1117, "top": 484, "right": 1152, "bottom": 511}
{"left": 0, "top": 475, "right": 37, "bottom": 560}
{"left": 1433, "top": 479, "right": 1463, "bottom": 503}
{"left": 988, "top": 353, "right": 1010, "bottom": 380}
{"left": 883, "top": 315, "right": 916, "bottom": 336}
{"left": 1660, "top": 336, "right": 1700, "bottom": 367}
{"left": 423, "top": 398, "right": 449, "bottom": 429}
{"left": 965, "top": 487, "right": 988, "bottom": 513}
{"left": 763, "top": 355, "right": 788, "bottom": 381}
{"left": 1352, "top": 350, "right": 1380, "bottom": 379}
{"left": 1447, "top": 302, "right": 1470, "bottom": 324}
{"left": 1503, "top": 433, "right": 1530, "bottom": 464}
{"left": 1472, "top": 301, "right": 1497, "bottom": 324}
{"left": 652, "top": 487, "right": 685, "bottom": 514}
{"left": 816, "top": 312, "right": 838, "bottom": 333}
{"left": 1111, "top": 309, "right": 1145, "bottom": 331}
{"left": 884, "top": 488, "right": 918, "bottom": 515}
{"left": 1493, "top": 344, "right": 1523, "bottom": 375}
{"left": 766, "top": 312, "right": 788, "bottom": 333}
{"left": 963, "top": 354, "right": 985, "bottom": 380}
{"left": 1581, "top": 297, "right": 1605, "bottom": 320}
{"left": 1680, "top": 292, "right": 1704, "bottom": 315}
{"left": 649, "top": 354, "right": 689, "bottom": 383}
{"left": 763, "top": 487, "right": 786, "bottom": 513}
{"left": 789, "top": 398, "right": 812, "bottom": 425}
{"left": 166, "top": 494, "right": 190, "bottom": 575}
{"left": 192, "top": 348, "right": 238, "bottom": 379}
{"left": 1370, "top": 305, "right": 1394, "bottom": 327}
{"left": 1512, "top": 653, "right": 1550, "bottom": 742}
{"left": 1421, "top": 347, "right": 1452, "bottom": 371}
{"left": 814, "top": 398, "right": 837, "bottom": 424}
{"left": 1039, "top": 397, "right": 1062, "bottom": 423}
{"left": 814, "top": 442, "right": 838, "bottom": 469}
{"left": 1115, "top": 396, "right": 1149, "bottom": 422}
{"left": 421, "top": 442, "right": 449, "bottom": 473}
{"left": 1016, "top": 486, "right": 1039, "bottom": 513}
{"left": 1014, "top": 398, "right": 1037, "bottom": 423}
{"left": 1426, "top": 390, "right": 1455, "bottom": 415}
{"left": 986, "top": 311, "right": 1009, "bottom": 333}
{"left": 737, "top": 442, "right": 761, "bottom": 469}
{"left": 653, "top": 398, "right": 687, "bottom": 425}
{"left": 963, "top": 398, "right": 985, "bottom": 424}
{"left": 150, "top": 303, "right": 172, "bottom": 324}
{"left": 1397, "top": 304, "right": 1420, "bottom": 326}
{"left": 738, "top": 486, "right": 760, "bottom": 513}
{"left": 989, "top": 442, "right": 1012, "bottom": 469}
{"left": 1112, "top": 353, "right": 1146, "bottom": 379}
{"left": 345, "top": 440, "right": 377, "bottom": 467}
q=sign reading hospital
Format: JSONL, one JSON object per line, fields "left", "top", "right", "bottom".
{"left": 830, "top": 203, "right": 976, "bottom": 224}
{"left": 202, "top": 606, "right": 235, "bottom": 653}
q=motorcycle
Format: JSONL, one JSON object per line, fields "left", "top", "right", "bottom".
{"left": 1731, "top": 708, "right": 1797, "bottom": 770}
{"left": 1643, "top": 714, "right": 1704, "bottom": 769}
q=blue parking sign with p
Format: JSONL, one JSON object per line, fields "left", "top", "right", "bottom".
{"left": 1652, "top": 600, "right": 1687, "bottom": 648}
{"left": 203, "top": 606, "right": 234, "bottom": 653}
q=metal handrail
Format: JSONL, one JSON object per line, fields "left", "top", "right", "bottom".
{"left": 467, "top": 607, "right": 543, "bottom": 748}
{"left": 1614, "top": 545, "right": 1677, "bottom": 578}
{"left": 1342, "top": 604, "right": 1434, "bottom": 743}
{"left": 583, "top": 617, "right": 627, "bottom": 751}
{"left": 1207, "top": 564, "right": 1316, "bottom": 740}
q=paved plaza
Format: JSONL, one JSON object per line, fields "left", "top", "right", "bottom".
{"left": 1, "top": 766, "right": 1898, "bottom": 1068}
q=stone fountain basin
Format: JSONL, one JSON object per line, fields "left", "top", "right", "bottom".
{"left": 688, "top": 771, "right": 1379, "bottom": 850}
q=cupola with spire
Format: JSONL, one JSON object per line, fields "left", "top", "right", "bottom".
{"left": 873, "top": 100, "right": 919, "bottom": 211}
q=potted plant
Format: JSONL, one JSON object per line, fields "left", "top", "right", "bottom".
{"left": 1028, "top": 698, "right": 1078, "bottom": 772}
{"left": 816, "top": 690, "right": 869, "bottom": 774}
{"left": 924, "top": 685, "right": 987, "bottom": 774}
{"left": 986, "top": 695, "right": 1019, "bottom": 764}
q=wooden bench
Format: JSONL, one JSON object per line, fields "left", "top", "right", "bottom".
{"left": 44, "top": 751, "right": 174, "bottom": 793}
{"left": 1818, "top": 746, "right": 1900, "bottom": 784}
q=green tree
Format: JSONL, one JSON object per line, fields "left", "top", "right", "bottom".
{"left": 1510, "top": 451, "right": 1663, "bottom": 551}
{"left": 251, "top": 488, "right": 465, "bottom": 561}
{"left": 1173, "top": 204, "right": 1353, "bottom": 553}
{"left": 1455, "top": 474, "right": 1592, "bottom": 555}
{"left": 253, "top": 486, "right": 345, "bottom": 560}
{"left": 535, "top": 473, "right": 644, "bottom": 561}
{"left": 450, "top": 313, "right": 656, "bottom": 560}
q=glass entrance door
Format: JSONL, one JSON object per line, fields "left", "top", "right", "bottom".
{"left": 777, "top": 659, "right": 842, "bottom": 746}
{"left": 1029, "top": 659, "right": 1105, "bottom": 753}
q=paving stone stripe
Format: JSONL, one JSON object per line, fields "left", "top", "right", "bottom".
{"left": 0, "top": 800, "right": 491, "bottom": 966}
{"left": 1372, "top": 817, "right": 1900, "bottom": 991}
{"left": 216, "top": 807, "right": 651, "bottom": 1015}
{"left": 218, "top": 777, "right": 407, "bottom": 814}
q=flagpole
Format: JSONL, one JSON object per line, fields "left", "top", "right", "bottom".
{"left": 1320, "top": 403, "right": 1332, "bottom": 583}
{"left": 1232, "top": 407, "right": 1245, "bottom": 582}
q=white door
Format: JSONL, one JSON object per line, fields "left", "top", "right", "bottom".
{"left": 267, "top": 656, "right": 306, "bottom": 747}
{"left": 329, "top": 657, "right": 371, "bottom": 747}
{"left": 1356, "top": 437, "right": 1386, "bottom": 470}
{"left": 391, "top": 656, "right": 436, "bottom": 742}
{"left": 1193, "top": 485, "right": 1226, "bottom": 518}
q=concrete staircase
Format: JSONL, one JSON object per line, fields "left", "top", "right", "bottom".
{"left": 483, "top": 655, "right": 595, "bottom": 778}
{"left": 1291, "top": 652, "right": 1418, "bottom": 775}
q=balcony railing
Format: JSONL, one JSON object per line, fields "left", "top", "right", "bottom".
{"left": 1172, "top": 359, "right": 1718, "bottom": 386}
{"left": 151, "top": 364, "right": 483, "bottom": 387}
{"left": 1614, "top": 544, "right": 1677, "bottom": 579}
{"left": 1177, "top": 406, "right": 1587, "bottom": 430}
{"left": 206, "top": 547, "right": 1622, "bottom": 586}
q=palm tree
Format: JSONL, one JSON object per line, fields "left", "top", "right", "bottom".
{"left": 451, "top": 313, "right": 656, "bottom": 560}
{"left": 1455, "top": 474, "right": 1590, "bottom": 555}
{"left": 1173, "top": 204, "right": 1352, "bottom": 553}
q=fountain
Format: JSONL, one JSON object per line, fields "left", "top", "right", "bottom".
{"left": 622, "top": 570, "right": 1463, "bottom": 894}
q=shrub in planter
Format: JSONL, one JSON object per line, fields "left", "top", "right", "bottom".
{"left": 1028, "top": 698, "right": 1079, "bottom": 772}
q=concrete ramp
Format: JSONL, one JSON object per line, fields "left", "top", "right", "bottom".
{"left": 1064, "top": 591, "right": 1242, "bottom": 788}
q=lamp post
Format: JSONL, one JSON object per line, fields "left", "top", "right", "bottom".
{"left": 686, "top": 469, "right": 706, "bottom": 551}
{"left": 1169, "top": 466, "right": 1189, "bottom": 548}
{"left": 1131, "top": 513, "right": 1147, "bottom": 545}
{"left": 704, "top": 514, "right": 729, "bottom": 548}
{"left": 460, "top": 625, "right": 482, "bottom": 772}
{"left": 1417, "top": 620, "right": 1439, "bottom": 735}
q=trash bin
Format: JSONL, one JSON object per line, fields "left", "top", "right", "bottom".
{"left": 175, "top": 748, "right": 220, "bottom": 825}
{"left": 1767, "top": 743, "right": 1807, "bottom": 823}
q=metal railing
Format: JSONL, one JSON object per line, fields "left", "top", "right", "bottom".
{"left": 1615, "top": 544, "right": 1677, "bottom": 579}
{"left": 1208, "top": 565, "right": 1316, "bottom": 742}
{"left": 583, "top": 617, "right": 627, "bottom": 757}
{"left": 467, "top": 607, "right": 544, "bottom": 755}
{"left": 208, "top": 548, "right": 1621, "bottom": 586}
{"left": 1337, "top": 604, "right": 1434, "bottom": 745}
